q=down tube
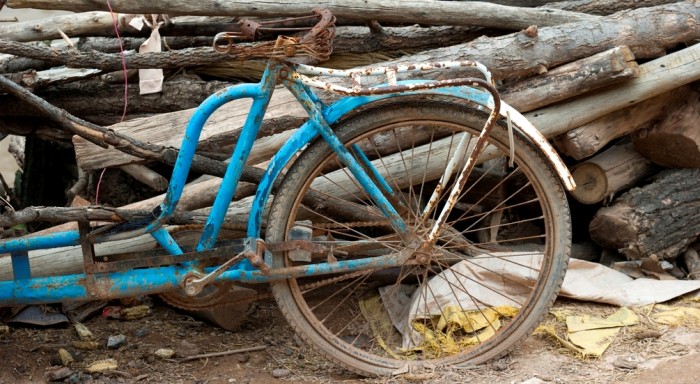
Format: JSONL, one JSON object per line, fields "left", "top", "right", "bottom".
{"left": 247, "top": 122, "right": 319, "bottom": 238}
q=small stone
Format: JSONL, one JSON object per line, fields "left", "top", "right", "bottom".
{"left": 154, "top": 348, "right": 175, "bottom": 358}
{"left": 121, "top": 305, "right": 151, "bottom": 320}
{"left": 72, "top": 340, "right": 100, "bottom": 350}
{"left": 228, "top": 379, "right": 236, "bottom": 383}
{"left": 283, "top": 347, "right": 293, "bottom": 356}
{"left": 107, "top": 334, "right": 126, "bottom": 349}
{"left": 271, "top": 368, "right": 291, "bottom": 378}
{"left": 292, "top": 335, "right": 303, "bottom": 347}
{"left": 178, "top": 340, "right": 201, "bottom": 357}
{"left": 68, "top": 373, "right": 82, "bottom": 384}
{"left": 84, "top": 358, "right": 118, "bottom": 373}
{"left": 236, "top": 354, "right": 250, "bottom": 364}
{"left": 492, "top": 359, "right": 509, "bottom": 371}
{"left": 134, "top": 328, "right": 149, "bottom": 338}
{"left": 613, "top": 356, "right": 639, "bottom": 370}
{"left": 49, "top": 366, "right": 73, "bottom": 381}
{"left": 74, "top": 323, "right": 95, "bottom": 341}
{"left": 58, "top": 348, "right": 75, "bottom": 366}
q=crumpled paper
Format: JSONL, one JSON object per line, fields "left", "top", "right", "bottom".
{"left": 541, "top": 307, "right": 639, "bottom": 357}
{"left": 129, "top": 14, "right": 164, "bottom": 95}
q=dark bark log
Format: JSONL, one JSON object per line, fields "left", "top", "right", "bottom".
{"left": 6, "top": 0, "right": 599, "bottom": 29}
{"left": 0, "top": 40, "right": 234, "bottom": 71}
{"left": 0, "top": 79, "right": 232, "bottom": 120}
{"left": 589, "top": 168, "right": 700, "bottom": 260}
{"left": 633, "top": 88, "right": 700, "bottom": 168}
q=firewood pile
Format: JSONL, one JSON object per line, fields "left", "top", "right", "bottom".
{"left": 0, "top": 0, "right": 699, "bottom": 280}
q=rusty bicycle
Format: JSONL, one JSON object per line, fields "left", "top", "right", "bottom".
{"left": 0, "top": 9, "right": 575, "bottom": 376}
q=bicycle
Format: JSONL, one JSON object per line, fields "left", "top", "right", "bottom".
{"left": 0, "top": 9, "right": 575, "bottom": 376}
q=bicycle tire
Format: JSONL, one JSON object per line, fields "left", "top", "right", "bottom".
{"left": 266, "top": 100, "right": 571, "bottom": 376}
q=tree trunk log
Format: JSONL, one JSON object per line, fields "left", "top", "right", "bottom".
{"left": 6, "top": 0, "right": 599, "bottom": 29}
{"left": 589, "top": 168, "right": 700, "bottom": 260}
{"left": 524, "top": 41, "right": 700, "bottom": 139}
{"left": 552, "top": 86, "right": 693, "bottom": 160}
{"left": 0, "top": 79, "right": 232, "bottom": 121}
{"left": 570, "top": 142, "right": 656, "bottom": 204}
{"left": 543, "top": 0, "right": 683, "bottom": 15}
{"left": 633, "top": 88, "right": 700, "bottom": 168}
{"left": 501, "top": 46, "right": 639, "bottom": 112}
{"left": 0, "top": 12, "right": 238, "bottom": 42}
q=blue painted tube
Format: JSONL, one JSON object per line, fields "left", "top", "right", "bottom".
{"left": 11, "top": 252, "right": 30, "bottom": 280}
{"left": 161, "top": 83, "right": 263, "bottom": 218}
{"left": 198, "top": 66, "right": 280, "bottom": 251}
{"left": 247, "top": 122, "right": 319, "bottom": 238}
{"left": 0, "top": 254, "right": 396, "bottom": 305}
{"left": 0, "top": 265, "right": 185, "bottom": 305}
{"left": 0, "top": 230, "right": 80, "bottom": 253}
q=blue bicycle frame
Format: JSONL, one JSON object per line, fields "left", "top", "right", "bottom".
{"left": 0, "top": 60, "right": 502, "bottom": 305}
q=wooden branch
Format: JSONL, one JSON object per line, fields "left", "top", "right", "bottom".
{"left": 7, "top": 0, "right": 599, "bottom": 29}
{"left": 119, "top": 164, "right": 168, "bottom": 191}
{"left": 589, "top": 168, "right": 700, "bottom": 260}
{"left": 553, "top": 86, "right": 693, "bottom": 160}
{"left": 0, "top": 79, "right": 232, "bottom": 118}
{"left": 0, "top": 12, "right": 237, "bottom": 42}
{"left": 179, "top": 345, "right": 267, "bottom": 362}
{"left": 352, "top": 1, "right": 700, "bottom": 81}
{"left": 501, "top": 46, "right": 639, "bottom": 112}
{"left": 524, "top": 41, "right": 700, "bottom": 139}
{"left": 544, "top": 0, "right": 682, "bottom": 15}
{"left": 633, "top": 88, "right": 700, "bottom": 168}
{"left": 570, "top": 142, "right": 656, "bottom": 204}
{"left": 0, "top": 40, "right": 232, "bottom": 71}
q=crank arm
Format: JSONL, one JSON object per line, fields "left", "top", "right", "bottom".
{"left": 183, "top": 238, "right": 269, "bottom": 296}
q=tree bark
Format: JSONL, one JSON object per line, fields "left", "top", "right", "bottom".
{"left": 543, "top": 0, "right": 683, "bottom": 15}
{"left": 589, "top": 168, "right": 700, "bottom": 260}
{"left": 0, "top": 79, "right": 232, "bottom": 121}
{"left": 552, "top": 86, "right": 693, "bottom": 160}
{"left": 633, "top": 88, "right": 700, "bottom": 168}
{"left": 0, "top": 40, "right": 235, "bottom": 71}
{"left": 6, "top": 0, "right": 599, "bottom": 29}
{"left": 0, "top": 12, "right": 238, "bottom": 42}
{"left": 501, "top": 46, "right": 639, "bottom": 112}
{"left": 524, "top": 41, "right": 700, "bottom": 139}
{"left": 570, "top": 142, "right": 656, "bottom": 204}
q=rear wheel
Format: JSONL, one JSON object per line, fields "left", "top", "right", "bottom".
{"left": 266, "top": 101, "right": 571, "bottom": 376}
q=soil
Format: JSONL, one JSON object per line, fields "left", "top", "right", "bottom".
{"left": 0, "top": 297, "right": 698, "bottom": 384}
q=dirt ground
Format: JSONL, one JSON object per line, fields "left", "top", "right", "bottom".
{"left": 0, "top": 297, "right": 698, "bottom": 384}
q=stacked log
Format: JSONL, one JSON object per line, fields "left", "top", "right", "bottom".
{"left": 1, "top": 0, "right": 700, "bottom": 280}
